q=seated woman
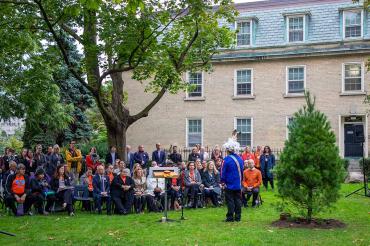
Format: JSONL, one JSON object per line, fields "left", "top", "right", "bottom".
{"left": 111, "top": 168, "right": 134, "bottom": 215}
{"left": 184, "top": 162, "right": 203, "bottom": 208}
{"left": 145, "top": 172, "right": 165, "bottom": 212}
{"left": 29, "top": 168, "right": 50, "bottom": 215}
{"left": 106, "top": 165, "right": 115, "bottom": 184}
{"left": 168, "top": 177, "right": 182, "bottom": 211}
{"left": 5, "top": 164, "right": 30, "bottom": 216}
{"left": 203, "top": 160, "right": 221, "bottom": 207}
{"left": 133, "top": 167, "right": 150, "bottom": 213}
{"left": 80, "top": 167, "right": 94, "bottom": 211}
{"left": 48, "top": 164, "right": 74, "bottom": 216}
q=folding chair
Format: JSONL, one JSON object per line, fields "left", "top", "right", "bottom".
{"left": 73, "top": 185, "right": 94, "bottom": 212}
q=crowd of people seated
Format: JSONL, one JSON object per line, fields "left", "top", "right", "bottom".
{"left": 0, "top": 141, "right": 275, "bottom": 216}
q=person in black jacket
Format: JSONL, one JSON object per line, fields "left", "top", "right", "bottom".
{"left": 203, "top": 161, "right": 221, "bottom": 207}
{"left": 4, "top": 164, "right": 30, "bottom": 216}
{"left": 188, "top": 147, "right": 201, "bottom": 162}
{"left": 93, "top": 165, "right": 111, "bottom": 215}
{"left": 168, "top": 145, "right": 182, "bottom": 164}
{"left": 29, "top": 168, "right": 49, "bottom": 215}
{"left": 48, "top": 164, "right": 74, "bottom": 216}
{"left": 105, "top": 146, "right": 121, "bottom": 166}
{"left": 46, "top": 145, "right": 64, "bottom": 178}
{"left": 111, "top": 168, "right": 134, "bottom": 215}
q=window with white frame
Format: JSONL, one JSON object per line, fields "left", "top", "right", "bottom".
{"left": 287, "top": 66, "right": 305, "bottom": 94}
{"left": 187, "top": 72, "right": 203, "bottom": 97}
{"left": 343, "top": 63, "right": 363, "bottom": 92}
{"left": 236, "top": 21, "right": 251, "bottom": 46}
{"left": 235, "top": 69, "right": 253, "bottom": 96}
{"left": 235, "top": 118, "right": 252, "bottom": 147}
{"left": 343, "top": 10, "right": 363, "bottom": 39}
{"left": 187, "top": 119, "right": 202, "bottom": 147}
{"left": 287, "top": 16, "right": 304, "bottom": 42}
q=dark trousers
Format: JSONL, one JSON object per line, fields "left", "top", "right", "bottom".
{"left": 94, "top": 194, "right": 111, "bottom": 214}
{"left": 134, "top": 195, "right": 146, "bottom": 213}
{"left": 204, "top": 189, "right": 218, "bottom": 206}
{"left": 112, "top": 191, "right": 133, "bottom": 214}
{"left": 242, "top": 188, "right": 259, "bottom": 206}
{"left": 5, "top": 194, "right": 31, "bottom": 215}
{"left": 262, "top": 177, "right": 274, "bottom": 190}
{"left": 186, "top": 184, "right": 199, "bottom": 208}
{"left": 225, "top": 189, "right": 242, "bottom": 221}
{"left": 45, "top": 189, "right": 73, "bottom": 214}
{"left": 168, "top": 189, "right": 181, "bottom": 209}
{"left": 27, "top": 193, "right": 45, "bottom": 214}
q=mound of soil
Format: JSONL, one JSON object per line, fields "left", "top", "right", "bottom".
{"left": 271, "top": 217, "right": 346, "bottom": 229}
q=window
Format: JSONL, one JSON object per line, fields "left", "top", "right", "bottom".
{"left": 235, "top": 118, "right": 252, "bottom": 147}
{"left": 235, "top": 69, "right": 253, "bottom": 96}
{"left": 287, "top": 16, "right": 304, "bottom": 42}
{"left": 343, "top": 63, "right": 363, "bottom": 92}
{"left": 187, "top": 72, "right": 203, "bottom": 98}
{"left": 187, "top": 119, "right": 202, "bottom": 147}
{"left": 343, "top": 10, "right": 363, "bottom": 39}
{"left": 287, "top": 66, "right": 305, "bottom": 94}
{"left": 236, "top": 21, "right": 251, "bottom": 46}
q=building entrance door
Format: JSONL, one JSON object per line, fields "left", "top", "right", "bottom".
{"left": 344, "top": 124, "right": 364, "bottom": 157}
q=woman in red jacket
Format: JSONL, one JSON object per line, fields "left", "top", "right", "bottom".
{"left": 85, "top": 147, "right": 102, "bottom": 173}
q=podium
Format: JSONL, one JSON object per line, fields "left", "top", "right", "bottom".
{"left": 152, "top": 170, "right": 179, "bottom": 223}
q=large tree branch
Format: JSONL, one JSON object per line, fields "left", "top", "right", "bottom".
{"left": 59, "top": 23, "right": 83, "bottom": 43}
{"left": 33, "top": 0, "right": 97, "bottom": 97}
{"left": 177, "top": 21, "right": 199, "bottom": 69}
{"left": 128, "top": 87, "right": 167, "bottom": 125}
{"left": 98, "top": 66, "right": 133, "bottom": 84}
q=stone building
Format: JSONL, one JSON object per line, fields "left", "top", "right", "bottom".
{"left": 124, "top": 0, "right": 370, "bottom": 158}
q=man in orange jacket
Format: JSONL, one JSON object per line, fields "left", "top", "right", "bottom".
{"left": 242, "top": 159, "right": 262, "bottom": 208}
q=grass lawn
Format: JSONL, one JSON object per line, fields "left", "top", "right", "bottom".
{"left": 0, "top": 183, "right": 369, "bottom": 246}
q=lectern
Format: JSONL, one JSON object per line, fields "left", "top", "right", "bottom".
{"left": 151, "top": 168, "right": 179, "bottom": 222}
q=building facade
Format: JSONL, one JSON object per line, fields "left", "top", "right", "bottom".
{"left": 0, "top": 118, "right": 24, "bottom": 136}
{"left": 124, "top": 0, "right": 370, "bottom": 158}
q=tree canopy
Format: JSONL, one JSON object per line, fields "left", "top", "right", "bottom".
{"left": 0, "top": 0, "right": 237, "bottom": 157}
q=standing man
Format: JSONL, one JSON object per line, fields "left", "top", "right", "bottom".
{"left": 126, "top": 145, "right": 134, "bottom": 172}
{"left": 151, "top": 143, "right": 166, "bottom": 166}
{"left": 105, "top": 146, "right": 121, "bottom": 166}
{"left": 221, "top": 137, "right": 243, "bottom": 222}
{"left": 133, "top": 145, "right": 149, "bottom": 170}
{"left": 169, "top": 145, "right": 182, "bottom": 165}
{"left": 65, "top": 140, "right": 83, "bottom": 179}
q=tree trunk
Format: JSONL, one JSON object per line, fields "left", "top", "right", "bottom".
{"left": 106, "top": 122, "right": 127, "bottom": 162}
{"left": 307, "top": 189, "right": 313, "bottom": 223}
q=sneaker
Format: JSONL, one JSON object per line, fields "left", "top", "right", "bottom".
{"left": 28, "top": 211, "right": 33, "bottom": 216}
{"left": 69, "top": 212, "right": 75, "bottom": 216}
{"left": 224, "top": 219, "right": 234, "bottom": 222}
{"left": 43, "top": 211, "right": 49, "bottom": 216}
{"left": 62, "top": 203, "right": 67, "bottom": 208}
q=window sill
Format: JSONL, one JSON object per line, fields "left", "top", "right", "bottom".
{"left": 283, "top": 93, "right": 305, "bottom": 98}
{"left": 340, "top": 91, "right": 366, "bottom": 96}
{"left": 232, "top": 95, "right": 256, "bottom": 100}
{"left": 184, "top": 97, "right": 206, "bottom": 101}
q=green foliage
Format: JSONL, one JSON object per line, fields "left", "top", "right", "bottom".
{"left": 276, "top": 91, "right": 345, "bottom": 221}
{"left": 359, "top": 158, "right": 370, "bottom": 176}
{"left": 0, "top": 128, "right": 24, "bottom": 154}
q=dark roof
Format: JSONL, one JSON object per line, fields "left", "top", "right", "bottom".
{"left": 233, "top": 0, "right": 351, "bottom": 12}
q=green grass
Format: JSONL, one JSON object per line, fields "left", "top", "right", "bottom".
{"left": 0, "top": 184, "right": 369, "bottom": 246}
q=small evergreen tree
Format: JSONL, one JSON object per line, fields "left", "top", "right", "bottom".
{"left": 276, "top": 91, "right": 344, "bottom": 222}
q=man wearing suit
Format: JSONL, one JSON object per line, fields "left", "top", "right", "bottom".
{"left": 105, "top": 146, "right": 120, "bottom": 166}
{"left": 111, "top": 168, "right": 135, "bottom": 215}
{"left": 133, "top": 145, "right": 149, "bottom": 169}
{"left": 126, "top": 145, "right": 135, "bottom": 171}
{"left": 93, "top": 165, "right": 111, "bottom": 215}
{"left": 151, "top": 143, "right": 166, "bottom": 166}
